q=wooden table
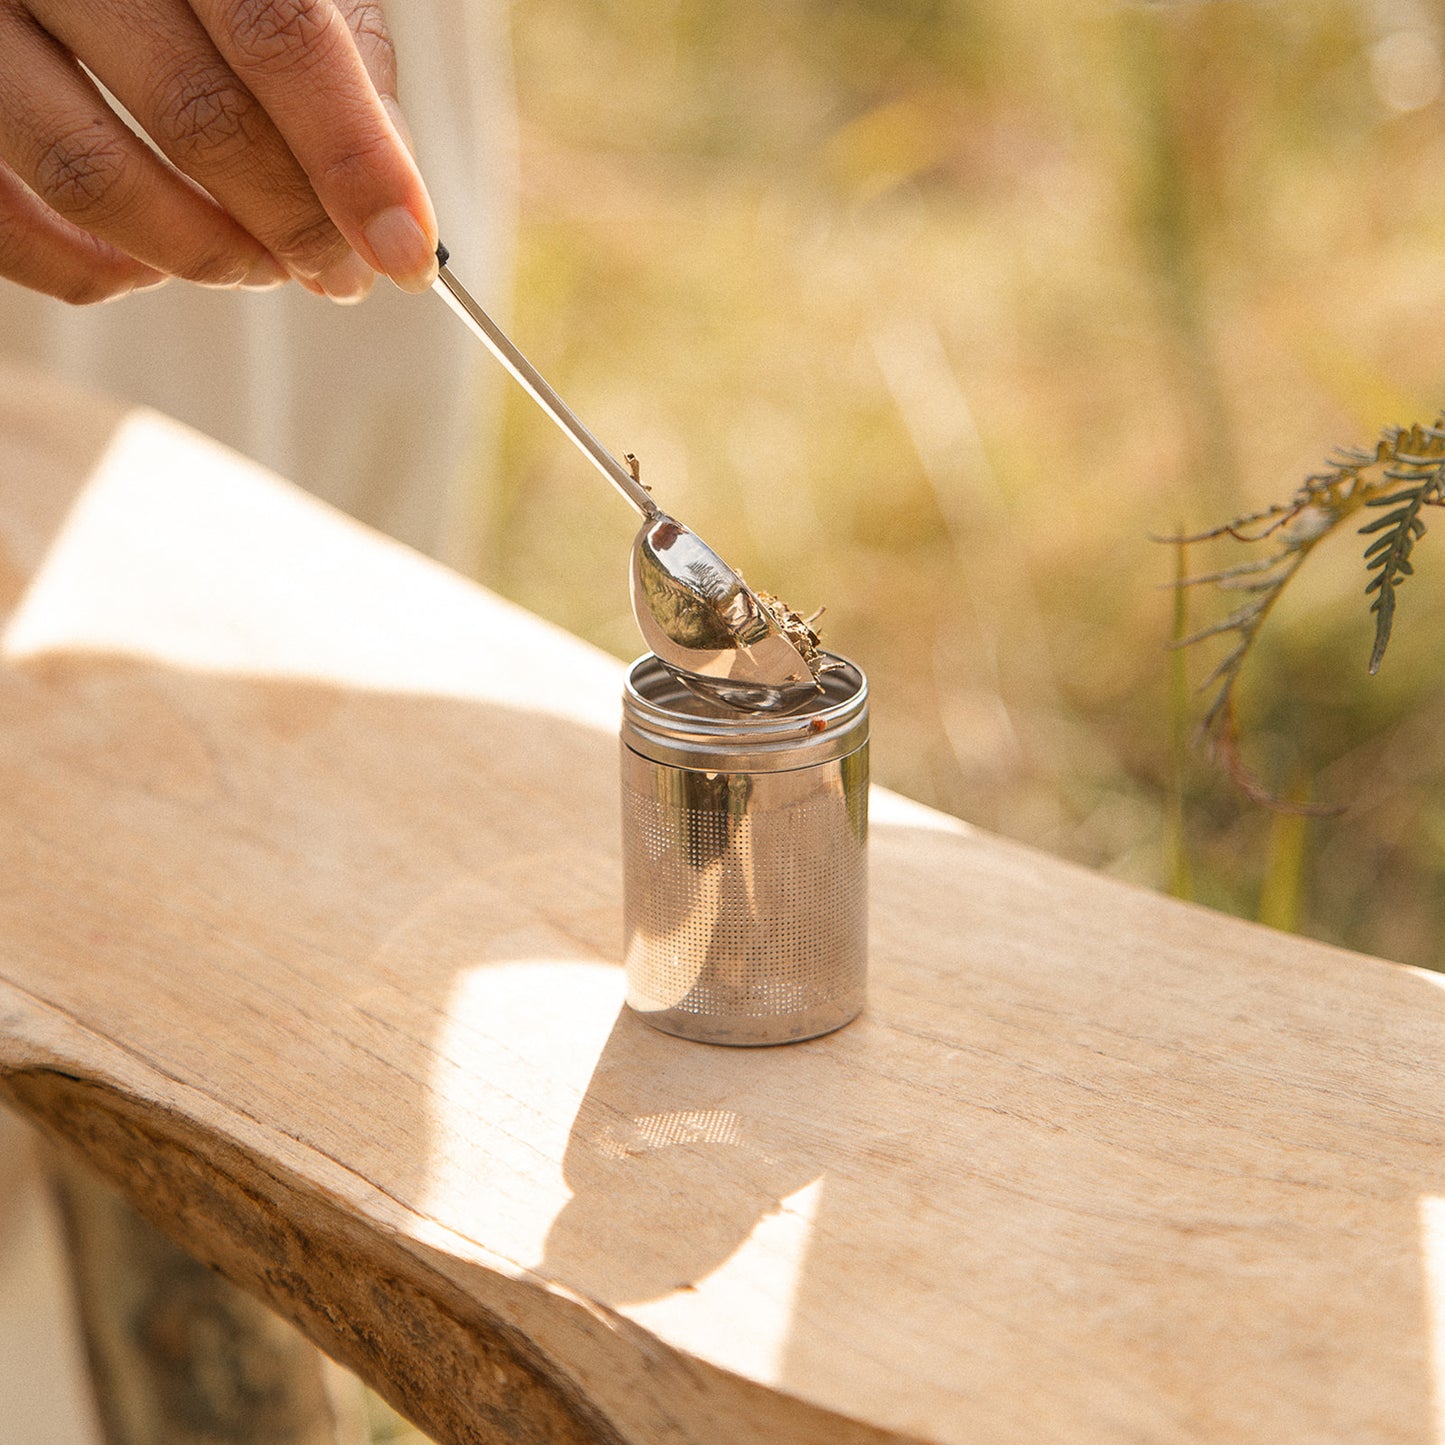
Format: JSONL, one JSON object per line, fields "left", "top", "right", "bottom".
{"left": 1, "top": 363, "right": 1442, "bottom": 1444}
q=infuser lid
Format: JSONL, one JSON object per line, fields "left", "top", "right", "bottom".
{"left": 622, "top": 653, "right": 868, "bottom": 773}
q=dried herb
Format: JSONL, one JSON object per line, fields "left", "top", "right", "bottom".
{"left": 755, "top": 590, "right": 825, "bottom": 678}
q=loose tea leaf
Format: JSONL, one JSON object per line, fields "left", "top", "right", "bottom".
{"left": 755, "top": 589, "right": 825, "bottom": 680}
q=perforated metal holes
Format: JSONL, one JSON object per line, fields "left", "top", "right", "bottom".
{"left": 621, "top": 755, "right": 867, "bottom": 1041}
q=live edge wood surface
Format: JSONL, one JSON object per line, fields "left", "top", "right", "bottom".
{"left": 0, "top": 362, "right": 1442, "bottom": 1445}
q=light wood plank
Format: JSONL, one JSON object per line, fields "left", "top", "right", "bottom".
{"left": 0, "top": 362, "right": 1442, "bottom": 1444}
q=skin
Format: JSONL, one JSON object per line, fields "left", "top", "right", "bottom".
{"left": 0, "top": 0, "right": 439, "bottom": 305}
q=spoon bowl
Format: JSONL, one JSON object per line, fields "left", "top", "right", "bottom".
{"left": 630, "top": 515, "right": 822, "bottom": 711}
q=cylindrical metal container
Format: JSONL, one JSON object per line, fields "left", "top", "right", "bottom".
{"left": 620, "top": 653, "right": 868, "bottom": 1045}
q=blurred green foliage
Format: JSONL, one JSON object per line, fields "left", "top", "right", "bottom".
{"left": 479, "top": 0, "right": 1445, "bottom": 970}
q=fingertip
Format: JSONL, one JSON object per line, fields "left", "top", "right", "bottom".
{"left": 314, "top": 249, "right": 376, "bottom": 304}
{"left": 360, "top": 205, "right": 438, "bottom": 293}
{"left": 239, "top": 254, "right": 291, "bottom": 292}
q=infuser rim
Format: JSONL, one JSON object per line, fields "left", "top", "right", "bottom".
{"left": 621, "top": 652, "right": 868, "bottom": 772}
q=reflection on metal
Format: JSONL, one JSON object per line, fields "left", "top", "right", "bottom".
{"left": 631, "top": 517, "right": 822, "bottom": 711}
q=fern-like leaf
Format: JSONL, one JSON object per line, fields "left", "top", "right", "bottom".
{"left": 1358, "top": 469, "right": 1442, "bottom": 673}
{"left": 1166, "top": 418, "right": 1445, "bottom": 806}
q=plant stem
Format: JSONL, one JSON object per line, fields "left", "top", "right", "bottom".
{"left": 1257, "top": 778, "right": 1311, "bottom": 932}
{"left": 1167, "top": 533, "right": 1195, "bottom": 901}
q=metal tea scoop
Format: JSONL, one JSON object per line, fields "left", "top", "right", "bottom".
{"left": 432, "top": 245, "right": 823, "bottom": 713}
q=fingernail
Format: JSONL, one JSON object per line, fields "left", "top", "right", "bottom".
{"left": 363, "top": 206, "right": 437, "bottom": 292}
{"left": 240, "top": 254, "right": 290, "bottom": 292}
{"left": 315, "top": 250, "right": 376, "bottom": 305}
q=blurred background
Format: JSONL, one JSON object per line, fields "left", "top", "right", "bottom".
{"left": 465, "top": 0, "right": 1445, "bottom": 974}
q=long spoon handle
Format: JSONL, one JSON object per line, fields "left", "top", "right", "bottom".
{"left": 432, "top": 245, "right": 658, "bottom": 519}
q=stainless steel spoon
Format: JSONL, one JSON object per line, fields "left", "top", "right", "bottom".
{"left": 432, "top": 246, "right": 822, "bottom": 712}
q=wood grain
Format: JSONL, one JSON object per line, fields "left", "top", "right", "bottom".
{"left": 0, "top": 362, "right": 1442, "bottom": 1444}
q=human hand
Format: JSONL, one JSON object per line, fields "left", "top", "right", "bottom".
{"left": 0, "top": 0, "right": 439, "bottom": 304}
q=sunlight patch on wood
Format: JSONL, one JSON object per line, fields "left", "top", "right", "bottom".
{"left": 626, "top": 1176, "right": 824, "bottom": 1386}
{"left": 1, "top": 409, "right": 622, "bottom": 733}
{"left": 414, "top": 958, "right": 623, "bottom": 1268}
{"left": 869, "top": 785, "right": 974, "bottom": 835}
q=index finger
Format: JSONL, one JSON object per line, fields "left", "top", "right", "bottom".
{"left": 194, "top": 0, "right": 438, "bottom": 291}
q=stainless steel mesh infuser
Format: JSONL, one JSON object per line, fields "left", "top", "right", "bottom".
{"left": 621, "top": 654, "right": 869, "bottom": 1045}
